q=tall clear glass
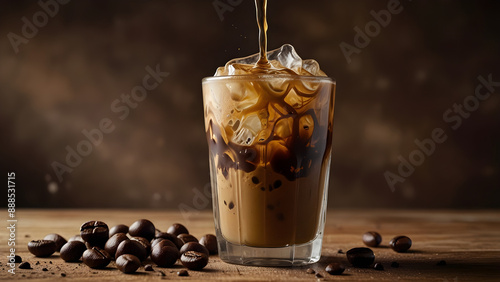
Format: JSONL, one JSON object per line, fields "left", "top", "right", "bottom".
{"left": 202, "top": 74, "right": 336, "bottom": 266}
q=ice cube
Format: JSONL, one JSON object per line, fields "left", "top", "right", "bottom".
{"left": 231, "top": 113, "right": 262, "bottom": 145}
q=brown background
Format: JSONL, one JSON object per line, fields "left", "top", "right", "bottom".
{"left": 1, "top": 0, "right": 499, "bottom": 209}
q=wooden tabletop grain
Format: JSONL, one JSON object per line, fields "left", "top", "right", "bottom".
{"left": 1, "top": 209, "right": 499, "bottom": 281}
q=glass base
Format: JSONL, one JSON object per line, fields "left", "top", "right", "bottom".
{"left": 217, "top": 231, "right": 323, "bottom": 266}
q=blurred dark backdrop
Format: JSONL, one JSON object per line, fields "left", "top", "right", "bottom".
{"left": 1, "top": 0, "right": 499, "bottom": 209}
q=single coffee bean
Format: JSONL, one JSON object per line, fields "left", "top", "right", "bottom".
{"left": 346, "top": 247, "right": 375, "bottom": 268}
{"left": 374, "top": 262, "right": 384, "bottom": 270}
{"left": 68, "top": 235, "right": 84, "bottom": 243}
{"left": 167, "top": 223, "right": 189, "bottom": 236}
{"left": 42, "top": 267, "right": 48, "bottom": 271}
{"left": 144, "top": 264, "right": 154, "bottom": 271}
{"left": 177, "top": 233, "right": 198, "bottom": 245}
{"left": 306, "top": 268, "right": 315, "bottom": 274}
{"left": 80, "top": 221, "right": 109, "bottom": 248}
{"left": 60, "top": 241, "right": 86, "bottom": 262}
{"left": 177, "top": 269, "right": 189, "bottom": 276}
{"left": 131, "top": 237, "right": 151, "bottom": 255}
{"left": 129, "top": 219, "right": 155, "bottom": 241}
{"left": 109, "top": 224, "right": 129, "bottom": 238}
{"left": 180, "top": 251, "right": 208, "bottom": 270}
{"left": 82, "top": 247, "right": 111, "bottom": 269}
{"left": 199, "top": 234, "right": 218, "bottom": 255}
{"left": 115, "top": 240, "right": 147, "bottom": 262}
{"left": 18, "top": 262, "right": 31, "bottom": 269}
{"left": 325, "top": 262, "right": 345, "bottom": 275}
{"left": 180, "top": 242, "right": 209, "bottom": 256}
{"left": 337, "top": 249, "right": 344, "bottom": 254}
{"left": 116, "top": 254, "right": 141, "bottom": 274}
{"left": 391, "top": 261, "right": 400, "bottom": 268}
{"left": 43, "top": 234, "right": 67, "bottom": 252}
{"left": 14, "top": 255, "right": 22, "bottom": 263}
{"left": 151, "top": 242, "right": 180, "bottom": 267}
{"left": 389, "top": 235, "right": 412, "bottom": 253}
{"left": 104, "top": 233, "right": 129, "bottom": 258}
{"left": 153, "top": 238, "right": 177, "bottom": 249}
{"left": 28, "top": 240, "right": 57, "bottom": 257}
{"left": 155, "top": 232, "right": 183, "bottom": 249}
{"left": 362, "top": 231, "right": 382, "bottom": 247}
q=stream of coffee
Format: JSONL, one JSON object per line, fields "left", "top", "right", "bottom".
{"left": 254, "top": 0, "right": 270, "bottom": 68}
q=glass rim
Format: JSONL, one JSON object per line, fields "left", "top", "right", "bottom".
{"left": 202, "top": 74, "right": 335, "bottom": 84}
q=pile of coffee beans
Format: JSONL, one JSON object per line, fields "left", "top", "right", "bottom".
{"left": 26, "top": 219, "right": 217, "bottom": 275}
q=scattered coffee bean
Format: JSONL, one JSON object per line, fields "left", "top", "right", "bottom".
{"left": 43, "top": 234, "right": 67, "bottom": 252}
{"left": 144, "top": 264, "right": 154, "bottom": 271}
{"left": 116, "top": 254, "right": 141, "bottom": 274}
{"left": 42, "top": 267, "right": 48, "bottom": 271}
{"left": 155, "top": 232, "right": 184, "bottom": 249}
{"left": 80, "top": 221, "right": 109, "bottom": 248}
{"left": 14, "top": 255, "right": 22, "bottom": 263}
{"left": 151, "top": 242, "right": 179, "bottom": 267}
{"left": 115, "top": 240, "right": 147, "bottom": 262}
{"left": 389, "top": 236, "right": 412, "bottom": 253}
{"left": 315, "top": 273, "right": 323, "bottom": 278}
{"left": 68, "top": 235, "right": 84, "bottom": 243}
{"left": 18, "top": 262, "right": 31, "bottom": 269}
{"left": 199, "top": 234, "right": 218, "bottom": 255}
{"left": 180, "top": 251, "right": 208, "bottom": 270}
{"left": 436, "top": 260, "right": 447, "bottom": 266}
{"left": 60, "top": 241, "right": 86, "bottom": 262}
{"left": 180, "top": 242, "right": 209, "bottom": 256}
{"left": 306, "top": 268, "right": 315, "bottom": 274}
{"left": 28, "top": 240, "right": 57, "bottom": 257}
{"left": 131, "top": 237, "right": 151, "bottom": 255}
{"left": 82, "top": 247, "right": 111, "bottom": 269}
{"left": 178, "top": 233, "right": 198, "bottom": 245}
{"left": 177, "top": 269, "right": 189, "bottom": 276}
{"left": 362, "top": 231, "right": 382, "bottom": 247}
{"left": 374, "top": 262, "right": 384, "bottom": 270}
{"left": 391, "top": 261, "right": 400, "bottom": 268}
{"left": 325, "top": 262, "right": 345, "bottom": 275}
{"left": 109, "top": 224, "right": 129, "bottom": 238}
{"left": 61, "top": 273, "right": 66, "bottom": 277}
{"left": 337, "top": 249, "right": 344, "bottom": 254}
{"left": 167, "top": 223, "right": 189, "bottom": 236}
{"left": 104, "top": 233, "right": 129, "bottom": 258}
{"left": 129, "top": 219, "right": 156, "bottom": 241}
{"left": 346, "top": 247, "right": 375, "bottom": 268}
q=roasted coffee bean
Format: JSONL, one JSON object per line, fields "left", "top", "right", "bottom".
{"left": 104, "top": 233, "right": 129, "bottom": 258}
{"left": 82, "top": 247, "right": 111, "bottom": 269}
{"left": 177, "top": 269, "right": 189, "bottom": 276}
{"left": 116, "top": 254, "right": 141, "bottom": 274}
{"left": 19, "top": 262, "right": 31, "bottom": 269}
{"left": 155, "top": 232, "right": 183, "bottom": 249}
{"left": 14, "top": 255, "right": 22, "bottom": 263}
{"left": 129, "top": 219, "right": 156, "bottom": 241}
{"left": 180, "top": 251, "right": 208, "bottom": 270}
{"left": 144, "top": 264, "right": 154, "bottom": 271}
{"left": 180, "top": 242, "right": 209, "bottom": 256}
{"left": 362, "top": 231, "right": 382, "bottom": 247}
{"left": 374, "top": 262, "right": 384, "bottom": 270}
{"left": 199, "top": 234, "right": 218, "bottom": 255}
{"left": 389, "top": 235, "right": 412, "bottom": 253}
{"left": 115, "top": 240, "right": 147, "bottom": 262}
{"left": 151, "top": 242, "right": 180, "bottom": 267}
{"left": 167, "top": 223, "right": 189, "bottom": 236}
{"left": 391, "top": 261, "right": 400, "bottom": 268}
{"left": 306, "top": 268, "right": 315, "bottom": 274}
{"left": 346, "top": 247, "right": 375, "bottom": 268}
{"left": 68, "top": 235, "right": 84, "bottom": 243}
{"left": 28, "top": 240, "right": 57, "bottom": 257}
{"left": 325, "top": 262, "right": 345, "bottom": 275}
{"left": 43, "top": 234, "right": 67, "bottom": 252}
{"left": 60, "top": 241, "right": 86, "bottom": 262}
{"left": 109, "top": 224, "right": 129, "bottom": 237}
{"left": 177, "top": 234, "right": 198, "bottom": 245}
{"left": 131, "top": 237, "right": 151, "bottom": 255}
{"left": 152, "top": 238, "right": 177, "bottom": 250}
{"left": 80, "top": 221, "right": 109, "bottom": 248}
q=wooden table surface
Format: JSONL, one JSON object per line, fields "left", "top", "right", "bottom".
{"left": 1, "top": 209, "right": 499, "bottom": 281}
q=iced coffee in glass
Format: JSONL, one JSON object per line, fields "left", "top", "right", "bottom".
{"left": 202, "top": 44, "right": 335, "bottom": 266}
